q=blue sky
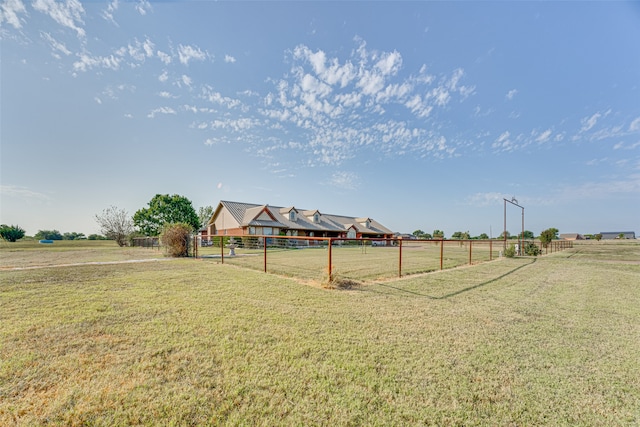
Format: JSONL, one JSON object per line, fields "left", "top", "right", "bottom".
{"left": 2, "top": 1, "right": 639, "bottom": 238}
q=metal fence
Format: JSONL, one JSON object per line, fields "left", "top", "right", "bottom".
{"left": 193, "top": 235, "right": 573, "bottom": 283}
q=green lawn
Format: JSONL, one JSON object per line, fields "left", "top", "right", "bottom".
{"left": 1, "top": 241, "right": 639, "bottom": 425}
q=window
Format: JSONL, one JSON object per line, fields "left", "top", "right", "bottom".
{"left": 314, "top": 213, "right": 320, "bottom": 223}
{"left": 289, "top": 210, "right": 296, "bottom": 221}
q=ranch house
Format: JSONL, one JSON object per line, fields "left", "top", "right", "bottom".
{"left": 205, "top": 200, "right": 394, "bottom": 240}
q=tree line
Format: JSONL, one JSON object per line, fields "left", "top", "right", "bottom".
{"left": 0, "top": 193, "right": 213, "bottom": 249}
{"left": 411, "top": 228, "right": 559, "bottom": 244}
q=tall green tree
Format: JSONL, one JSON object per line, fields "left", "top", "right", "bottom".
{"left": 198, "top": 205, "right": 214, "bottom": 228}
{"left": 133, "top": 194, "right": 200, "bottom": 236}
{"left": 412, "top": 229, "right": 425, "bottom": 238}
{"left": 0, "top": 224, "right": 26, "bottom": 242}
{"left": 539, "top": 227, "right": 559, "bottom": 248}
{"left": 519, "top": 230, "right": 534, "bottom": 239}
{"left": 432, "top": 229, "right": 444, "bottom": 239}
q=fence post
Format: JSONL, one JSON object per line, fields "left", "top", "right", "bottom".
{"left": 398, "top": 238, "right": 403, "bottom": 278}
{"left": 490, "top": 240, "right": 493, "bottom": 260}
{"left": 264, "top": 236, "right": 267, "bottom": 273}
{"left": 194, "top": 236, "right": 198, "bottom": 259}
{"left": 469, "top": 240, "right": 472, "bottom": 265}
{"left": 328, "top": 238, "right": 333, "bottom": 282}
{"left": 440, "top": 239, "right": 444, "bottom": 270}
{"left": 220, "top": 235, "right": 224, "bottom": 264}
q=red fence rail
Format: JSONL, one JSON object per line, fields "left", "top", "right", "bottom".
{"left": 193, "top": 235, "right": 572, "bottom": 283}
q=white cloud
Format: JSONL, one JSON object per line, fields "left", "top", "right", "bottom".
{"left": 506, "top": 89, "right": 517, "bottom": 100}
{"left": 580, "top": 112, "right": 601, "bottom": 133}
{"left": 209, "top": 118, "right": 260, "bottom": 132}
{"left": 224, "top": 54, "right": 236, "bottom": 63}
{"left": 158, "top": 70, "right": 168, "bottom": 82}
{"left": 535, "top": 129, "right": 552, "bottom": 143}
{"left": 492, "top": 131, "right": 512, "bottom": 150}
{"left": 1, "top": 0, "right": 27, "bottom": 29}
{"left": 629, "top": 117, "right": 640, "bottom": 132}
{"left": 157, "top": 50, "right": 172, "bottom": 65}
{"left": 73, "top": 53, "right": 122, "bottom": 72}
{"left": 135, "top": 0, "right": 151, "bottom": 15}
{"left": 375, "top": 50, "right": 402, "bottom": 76}
{"left": 101, "top": 0, "right": 118, "bottom": 25}
{"left": 356, "top": 69, "right": 385, "bottom": 96}
{"left": 178, "top": 44, "right": 207, "bottom": 65}
{"left": 32, "top": 0, "right": 86, "bottom": 38}
{"left": 181, "top": 74, "right": 192, "bottom": 88}
{"left": 41, "top": 32, "right": 71, "bottom": 57}
{"left": 201, "top": 86, "right": 241, "bottom": 109}
{"left": 147, "top": 107, "right": 176, "bottom": 118}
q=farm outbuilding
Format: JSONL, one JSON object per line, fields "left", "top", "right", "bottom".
{"left": 205, "top": 200, "right": 394, "bottom": 240}
{"left": 560, "top": 233, "right": 584, "bottom": 241}
{"left": 599, "top": 231, "right": 636, "bottom": 240}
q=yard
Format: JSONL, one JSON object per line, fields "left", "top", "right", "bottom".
{"left": 1, "top": 240, "right": 639, "bottom": 425}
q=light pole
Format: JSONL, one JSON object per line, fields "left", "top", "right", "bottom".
{"left": 503, "top": 197, "right": 525, "bottom": 255}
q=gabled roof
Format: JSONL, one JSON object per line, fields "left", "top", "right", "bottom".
{"left": 215, "top": 200, "right": 393, "bottom": 235}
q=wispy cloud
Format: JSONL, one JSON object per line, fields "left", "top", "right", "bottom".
{"left": 466, "top": 192, "right": 506, "bottom": 207}
{"left": 41, "top": 32, "right": 71, "bottom": 57}
{"left": 177, "top": 44, "right": 207, "bottom": 65}
{"left": 1, "top": 0, "right": 27, "bottom": 29}
{"left": 505, "top": 89, "right": 517, "bottom": 100}
{"left": 557, "top": 174, "right": 640, "bottom": 200}
{"left": 0, "top": 184, "right": 51, "bottom": 202}
{"left": 32, "top": 0, "right": 85, "bottom": 38}
{"left": 101, "top": 0, "right": 118, "bottom": 25}
{"left": 578, "top": 109, "right": 612, "bottom": 134}
{"left": 135, "top": 0, "right": 151, "bottom": 16}
{"left": 224, "top": 54, "right": 236, "bottom": 63}
{"left": 147, "top": 106, "right": 176, "bottom": 118}
{"left": 328, "top": 171, "right": 360, "bottom": 190}
{"left": 534, "top": 128, "right": 552, "bottom": 144}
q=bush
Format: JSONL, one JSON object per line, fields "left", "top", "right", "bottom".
{"left": 160, "top": 223, "right": 192, "bottom": 257}
{"left": 524, "top": 242, "right": 541, "bottom": 256}
{"left": 504, "top": 243, "right": 516, "bottom": 258}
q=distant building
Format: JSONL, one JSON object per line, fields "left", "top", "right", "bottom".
{"left": 599, "top": 231, "right": 636, "bottom": 240}
{"left": 560, "top": 233, "right": 584, "bottom": 241}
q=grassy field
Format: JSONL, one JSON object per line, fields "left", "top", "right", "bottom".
{"left": 0, "top": 240, "right": 163, "bottom": 270}
{"left": 1, "top": 240, "right": 639, "bottom": 425}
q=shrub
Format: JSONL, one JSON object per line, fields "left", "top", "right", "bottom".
{"left": 160, "top": 223, "right": 192, "bottom": 257}
{"left": 524, "top": 242, "right": 541, "bottom": 256}
{"left": 504, "top": 243, "right": 516, "bottom": 258}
